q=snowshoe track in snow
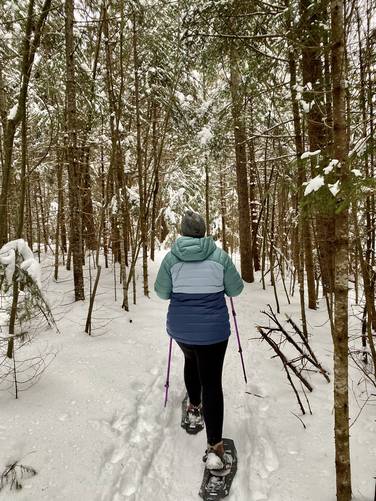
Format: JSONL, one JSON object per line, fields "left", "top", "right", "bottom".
{"left": 98, "top": 373, "right": 175, "bottom": 500}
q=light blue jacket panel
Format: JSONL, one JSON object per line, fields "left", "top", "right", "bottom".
{"left": 170, "top": 260, "right": 225, "bottom": 294}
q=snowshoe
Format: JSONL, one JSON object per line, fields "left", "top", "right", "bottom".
{"left": 181, "top": 393, "right": 204, "bottom": 435}
{"left": 199, "top": 438, "right": 237, "bottom": 500}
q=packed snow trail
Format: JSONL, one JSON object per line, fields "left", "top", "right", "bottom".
{"left": 97, "top": 271, "right": 279, "bottom": 501}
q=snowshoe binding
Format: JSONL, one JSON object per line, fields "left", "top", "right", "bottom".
{"left": 199, "top": 438, "right": 237, "bottom": 500}
{"left": 181, "top": 393, "right": 204, "bottom": 435}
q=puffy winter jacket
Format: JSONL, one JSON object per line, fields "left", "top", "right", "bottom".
{"left": 154, "top": 236, "right": 244, "bottom": 345}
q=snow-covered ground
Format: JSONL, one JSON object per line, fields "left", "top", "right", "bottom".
{"left": 0, "top": 251, "right": 375, "bottom": 500}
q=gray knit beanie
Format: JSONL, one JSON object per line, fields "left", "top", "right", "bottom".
{"left": 181, "top": 211, "right": 206, "bottom": 238}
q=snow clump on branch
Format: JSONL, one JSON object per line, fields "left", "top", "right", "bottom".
{"left": 303, "top": 175, "right": 325, "bottom": 196}
{"left": 0, "top": 239, "right": 41, "bottom": 289}
{"left": 301, "top": 150, "right": 321, "bottom": 160}
{"left": 323, "top": 159, "right": 340, "bottom": 174}
{"left": 198, "top": 126, "right": 213, "bottom": 146}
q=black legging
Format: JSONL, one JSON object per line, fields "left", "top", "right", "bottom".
{"left": 177, "top": 339, "right": 228, "bottom": 446}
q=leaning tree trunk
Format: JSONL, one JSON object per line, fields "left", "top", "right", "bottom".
{"left": 0, "top": 0, "right": 52, "bottom": 246}
{"left": 331, "top": 0, "right": 352, "bottom": 499}
{"left": 64, "top": 0, "right": 84, "bottom": 301}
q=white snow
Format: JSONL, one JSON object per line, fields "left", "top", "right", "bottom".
{"left": 198, "top": 126, "right": 213, "bottom": 146}
{"left": 328, "top": 180, "right": 340, "bottom": 197}
{"left": 304, "top": 175, "right": 325, "bottom": 196}
{"left": 301, "top": 150, "right": 321, "bottom": 160}
{"left": 205, "top": 452, "right": 224, "bottom": 470}
{"left": 349, "top": 136, "right": 367, "bottom": 157}
{"left": 0, "top": 248, "right": 15, "bottom": 284}
{"left": 164, "top": 206, "right": 177, "bottom": 224}
{"left": 125, "top": 186, "right": 140, "bottom": 204}
{"left": 0, "top": 239, "right": 39, "bottom": 286}
{"left": 7, "top": 103, "right": 18, "bottom": 120}
{"left": 0, "top": 252, "right": 374, "bottom": 501}
{"left": 20, "top": 258, "right": 42, "bottom": 289}
{"left": 80, "top": 62, "right": 91, "bottom": 74}
{"left": 300, "top": 99, "right": 312, "bottom": 113}
{"left": 323, "top": 159, "right": 340, "bottom": 174}
{"left": 351, "top": 169, "right": 362, "bottom": 177}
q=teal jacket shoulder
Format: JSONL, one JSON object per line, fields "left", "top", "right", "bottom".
{"left": 208, "top": 248, "right": 244, "bottom": 297}
{"left": 154, "top": 252, "right": 179, "bottom": 300}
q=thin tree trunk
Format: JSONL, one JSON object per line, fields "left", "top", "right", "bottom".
{"left": 133, "top": 13, "right": 149, "bottom": 296}
{"left": 248, "top": 99, "right": 260, "bottom": 271}
{"left": 0, "top": 0, "right": 52, "bottom": 246}
{"left": 219, "top": 162, "right": 228, "bottom": 252}
{"left": 54, "top": 149, "right": 63, "bottom": 281}
{"left": 16, "top": 110, "right": 28, "bottom": 238}
{"left": 300, "top": 0, "right": 334, "bottom": 296}
{"left": 64, "top": 0, "right": 84, "bottom": 301}
{"left": 286, "top": 2, "right": 316, "bottom": 310}
{"left": 331, "top": 0, "right": 352, "bottom": 498}
{"left": 229, "top": 31, "right": 253, "bottom": 282}
{"left": 150, "top": 102, "right": 159, "bottom": 261}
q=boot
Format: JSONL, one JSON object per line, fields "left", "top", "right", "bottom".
{"left": 205, "top": 441, "right": 225, "bottom": 469}
{"left": 184, "top": 402, "right": 204, "bottom": 433}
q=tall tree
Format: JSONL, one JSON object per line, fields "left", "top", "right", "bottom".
{"left": 64, "top": 0, "right": 85, "bottom": 300}
{"left": 229, "top": 1, "right": 253, "bottom": 283}
{"left": 331, "top": 0, "right": 351, "bottom": 498}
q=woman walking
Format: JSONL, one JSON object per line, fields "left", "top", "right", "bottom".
{"left": 154, "top": 211, "right": 244, "bottom": 473}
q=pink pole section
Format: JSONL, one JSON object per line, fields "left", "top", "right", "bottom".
{"left": 230, "top": 297, "right": 248, "bottom": 384}
{"left": 164, "top": 337, "right": 173, "bottom": 407}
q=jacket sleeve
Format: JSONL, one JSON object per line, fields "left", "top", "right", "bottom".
{"left": 223, "top": 253, "right": 244, "bottom": 297}
{"left": 154, "top": 254, "right": 172, "bottom": 300}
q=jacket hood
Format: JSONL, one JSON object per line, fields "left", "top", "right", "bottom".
{"left": 171, "top": 236, "right": 217, "bottom": 262}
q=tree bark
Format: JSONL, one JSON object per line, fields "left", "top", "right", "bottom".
{"left": 133, "top": 12, "right": 149, "bottom": 296}
{"left": 331, "top": 0, "right": 352, "bottom": 498}
{"left": 229, "top": 38, "right": 253, "bottom": 282}
{"left": 0, "top": 0, "right": 52, "bottom": 246}
{"left": 300, "top": 0, "right": 334, "bottom": 296}
{"left": 64, "top": 0, "right": 85, "bottom": 301}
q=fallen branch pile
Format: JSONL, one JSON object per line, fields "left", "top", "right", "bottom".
{"left": 257, "top": 305, "right": 330, "bottom": 415}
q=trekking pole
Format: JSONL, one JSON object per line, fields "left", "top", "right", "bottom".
{"left": 230, "top": 297, "right": 248, "bottom": 384}
{"left": 164, "top": 337, "right": 173, "bottom": 407}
